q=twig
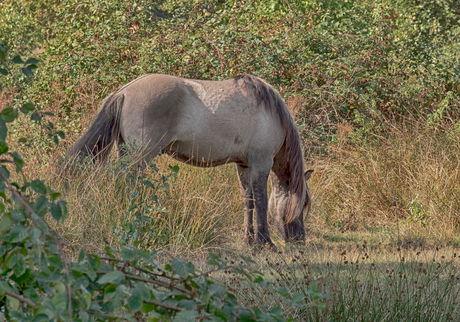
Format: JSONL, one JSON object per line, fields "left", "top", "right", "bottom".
{"left": 96, "top": 271, "right": 194, "bottom": 296}
{"left": 205, "top": 39, "right": 224, "bottom": 72}
{"left": 99, "top": 256, "right": 170, "bottom": 280}
{"left": 145, "top": 300, "right": 209, "bottom": 320}
{"left": 5, "top": 290, "right": 37, "bottom": 309}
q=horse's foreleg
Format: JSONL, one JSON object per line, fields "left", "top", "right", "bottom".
{"left": 250, "top": 164, "right": 275, "bottom": 250}
{"left": 237, "top": 165, "right": 255, "bottom": 245}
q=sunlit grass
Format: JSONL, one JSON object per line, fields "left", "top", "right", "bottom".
{"left": 209, "top": 243, "right": 460, "bottom": 321}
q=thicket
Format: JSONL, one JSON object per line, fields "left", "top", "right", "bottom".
{"left": 1, "top": 0, "right": 459, "bottom": 156}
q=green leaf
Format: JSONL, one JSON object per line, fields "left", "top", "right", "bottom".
{"left": 0, "top": 46, "right": 5, "bottom": 60}
{"left": 31, "top": 112, "right": 42, "bottom": 122}
{"left": 50, "top": 202, "right": 63, "bottom": 221}
{"left": 50, "top": 200, "right": 67, "bottom": 221}
{"left": 173, "top": 310, "right": 199, "bottom": 322}
{"left": 276, "top": 287, "right": 289, "bottom": 297}
{"left": 142, "top": 180, "right": 155, "bottom": 189}
{"left": 29, "top": 227, "right": 42, "bottom": 243}
{"left": 21, "top": 67, "right": 33, "bottom": 76}
{"left": 0, "top": 165, "right": 10, "bottom": 180}
{"left": 25, "top": 58, "right": 39, "bottom": 64}
{"left": 171, "top": 258, "right": 195, "bottom": 278}
{"left": 8, "top": 296, "right": 19, "bottom": 311}
{"left": 121, "top": 246, "right": 137, "bottom": 260}
{"left": 291, "top": 293, "right": 305, "bottom": 303}
{"left": 34, "top": 196, "right": 48, "bottom": 215}
{"left": 79, "top": 310, "right": 90, "bottom": 322}
{"left": 14, "top": 254, "right": 26, "bottom": 277}
{"left": 11, "top": 152, "right": 24, "bottom": 172}
{"left": 97, "top": 271, "right": 125, "bottom": 284}
{"left": 208, "top": 284, "right": 226, "bottom": 297}
{"left": 0, "top": 213, "right": 12, "bottom": 232}
{"left": 9, "top": 225, "right": 28, "bottom": 242}
{"left": 0, "top": 68, "right": 7, "bottom": 76}
{"left": 78, "top": 249, "right": 85, "bottom": 262}
{"left": 79, "top": 286, "right": 92, "bottom": 309}
{"left": 12, "top": 55, "right": 23, "bottom": 64}
{"left": 50, "top": 191, "right": 61, "bottom": 200}
{"left": 87, "top": 254, "right": 101, "bottom": 271}
{"left": 10, "top": 210, "right": 25, "bottom": 221}
{"left": 128, "top": 290, "right": 143, "bottom": 312}
{"left": 134, "top": 283, "right": 150, "bottom": 301}
{"left": 32, "top": 314, "right": 51, "bottom": 322}
{"left": 1, "top": 107, "right": 17, "bottom": 123}
{"left": 169, "top": 165, "right": 180, "bottom": 174}
{"left": 0, "top": 141, "right": 8, "bottom": 154}
{"left": 20, "top": 102, "right": 34, "bottom": 114}
{"left": 51, "top": 292, "right": 68, "bottom": 312}
{"left": 0, "top": 281, "right": 5, "bottom": 296}
{"left": 31, "top": 179, "right": 47, "bottom": 194}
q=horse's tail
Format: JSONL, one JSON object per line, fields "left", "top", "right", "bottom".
{"left": 67, "top": 92, "right": 124, "bottom": 163}
{"left": 234, "top": 74, "right": 306, "bottom": 224}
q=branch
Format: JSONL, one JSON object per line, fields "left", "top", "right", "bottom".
{"left": 205, "top": 39, "right": 224, "bottom": 72}
{"left": 99, "top": 256, "right": 170, "bottom": 280}
{"left": 96, "top": 271, "right": 194, "bottom": 296}
{"left": 145, "top": 300, "right": 209, "bottom": 320}
{"left": 5, "top": 290, "right": 37, "bottom": 309}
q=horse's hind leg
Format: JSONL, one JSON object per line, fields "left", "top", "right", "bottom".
{"left": 116, "top": 133, "right": 127, "bottom": 160}
{"left": 237, "top": 164, "right": 255, "bottom": 245}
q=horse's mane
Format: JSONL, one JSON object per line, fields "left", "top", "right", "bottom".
{"left": 234, "top": 74, "right": 305, "bottom": 223}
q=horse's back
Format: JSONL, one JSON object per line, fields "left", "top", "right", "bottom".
{"left": 118, "top": 74, "right": 285, "bottom": 166}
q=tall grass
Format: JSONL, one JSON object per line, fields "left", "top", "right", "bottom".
{"left": 11, "top": 116, "right": 460, "bottom": 252}
{"left": 215, "top": 244, "right": 460, "bottom": 321}
{"left": 307, "top": 120, "right": 460, "bottom": 246}
{"left": 50, "top": 152, "right": 242, "bottom": 254}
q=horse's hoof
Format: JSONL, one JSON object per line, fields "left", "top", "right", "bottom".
{"left": 251, "top": 240, "right": 277, "bottom": 252}
{"left": 244, "top": 236, "right": 254, "bottom": 245}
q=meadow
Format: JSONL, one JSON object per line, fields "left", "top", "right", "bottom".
{"left": 0, "top": 0, "right": 459, "bottom": 320}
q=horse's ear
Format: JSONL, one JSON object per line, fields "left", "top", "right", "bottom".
{"left": 304, "top": 169, "right": 314, "bottom": 181}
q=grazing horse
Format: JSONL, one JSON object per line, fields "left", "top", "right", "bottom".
{"left": 68, "top": 74, "right": 312, "bottom": 248}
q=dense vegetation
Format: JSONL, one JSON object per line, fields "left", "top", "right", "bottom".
{"left": 0, "top": 0, "right": 459, "bottom": 320}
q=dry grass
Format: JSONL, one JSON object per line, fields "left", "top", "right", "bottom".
{"left": 10, "top": 116, "right": 460, "bottom": 254}
{"left": 47, "top": 151, "right": 243, "bottom": 254}
{"left": 6, "top": 81, "right": 460, "bottom": 253}
{"left": 209, "top": 243, "right": 460, "bottom": 321}
{"left": 307, "top": 120, "right": 460, "bottom": 247}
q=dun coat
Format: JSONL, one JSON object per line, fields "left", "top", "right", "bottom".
{"left": 68, "top": 74, "right": 313, "bottom": 248}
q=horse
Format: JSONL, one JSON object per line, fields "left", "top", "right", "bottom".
{"left": 68, "top": 73, "right": 313, "bottom": 249}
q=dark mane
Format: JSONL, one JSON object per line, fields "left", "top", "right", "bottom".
{"left": 234, "top": 74, "right": 306, "bottom": 223}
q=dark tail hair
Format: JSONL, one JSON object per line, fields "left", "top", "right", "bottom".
{"left": 67, "top": 93, "right": 124, "bottom": 163}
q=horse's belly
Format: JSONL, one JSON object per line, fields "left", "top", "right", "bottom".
{"left": 164, "top": 139, "right": 245, "bottom": 168}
